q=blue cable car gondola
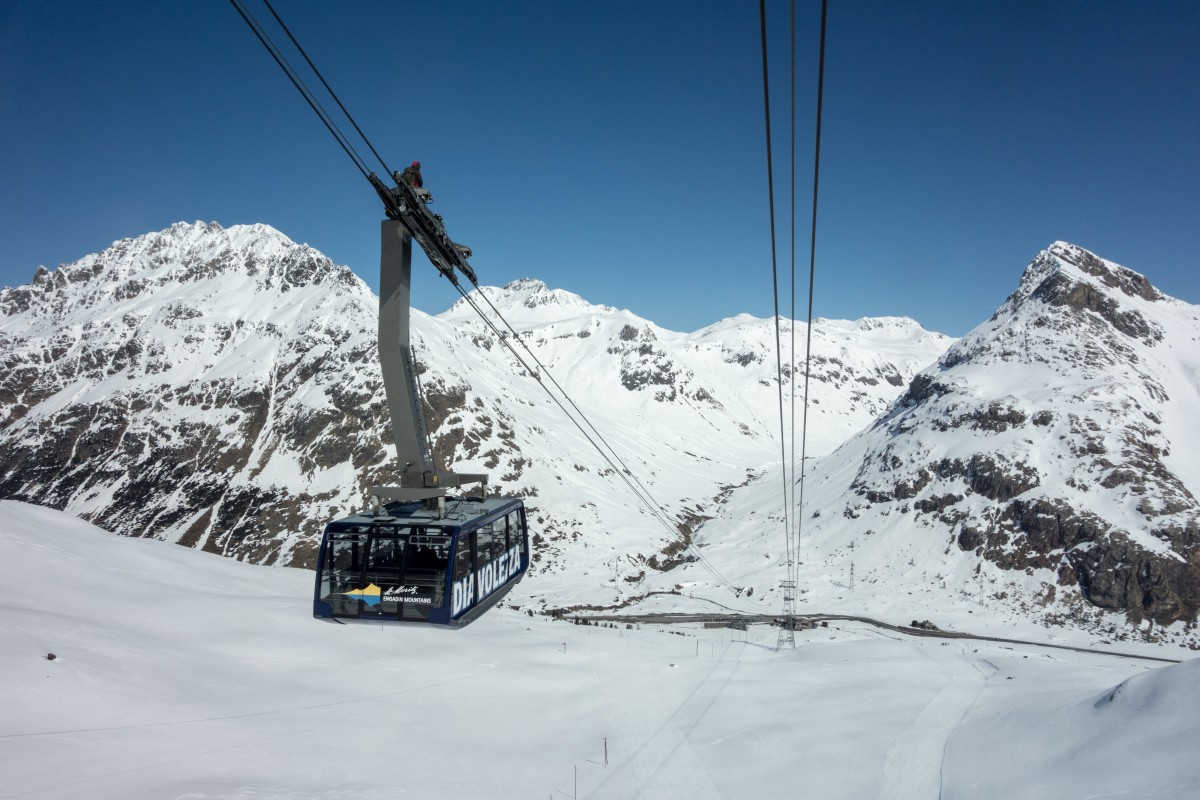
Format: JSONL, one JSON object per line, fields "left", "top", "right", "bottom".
{"left": 314, "top": 498, "right": 528, "bottom": 626}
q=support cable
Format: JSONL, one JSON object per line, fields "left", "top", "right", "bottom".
{"left": 788, "top": 0, "right": 798, "bottom": 591}
{"left": 260, "top": 0, "right": 393, "bottom": 178}
{"left": 469, "top": 284, "right": 684, "bottom": 538}
{"left": 475, "top": 285, "right": 740, "bottom": 590}
{"left": 759, "top": 0, "right": 794, "bottom": 573}
{"left": 794, "top": 0, "right": 829, "bottom": 574}
{"left": 230, "top": 0, "right": 371, "bottom": 179}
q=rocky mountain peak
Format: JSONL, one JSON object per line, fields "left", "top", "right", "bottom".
{"left": 0, "top": 222, "right": 386, "bottom": 565}
{"left": 992, "top": 242, "right": 1165, "bottom": 347}
{"left": 442, "top": 277, "right": 619, "bottom": 325}
{"left": 507, "top": 277, "right": 548, "bottom": 293}
{"left": 850, "top": 316, "right": 924, "bottom": 333}
{"left": 1045, "top": 241, "right": 1163, "bottom": 303}
{"left": 829, "top": 244, "right": 1200, "bottom": 630}
{"left": 1, "top": 221, "right": 363, "bottom": 327}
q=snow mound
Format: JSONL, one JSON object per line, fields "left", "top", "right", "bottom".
{"left": 944, "top": 655, "right": 1200, "bottom": 798}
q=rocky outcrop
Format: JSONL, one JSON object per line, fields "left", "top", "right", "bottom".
{"left": 841, "top": 242, "right": 1200, "bottom": 626}
{"left": 0, "top": 223, "right": 398, "bottom": 566}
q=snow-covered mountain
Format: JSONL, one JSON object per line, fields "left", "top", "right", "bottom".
{"left": 0, "top": 222, "right": 948, "bottom": 604}
{"left": 7, "top": 225, "right": 1195, "bottom": 639}
{"left": 679, "top": 242, "right": 1200, "bottom": 642}
{"left": 0, "top": 222, "right": 389, "bottom": 566}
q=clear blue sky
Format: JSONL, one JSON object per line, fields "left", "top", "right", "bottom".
{"left": 1, "top": 1, "right": 1196, "bottom": 336}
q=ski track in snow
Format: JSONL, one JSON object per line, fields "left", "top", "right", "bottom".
{"left": 877, "top": 646, "right": 991, "bottom": 800}
{"left": 583, "top": 636, "right": 742, "bottom": 799}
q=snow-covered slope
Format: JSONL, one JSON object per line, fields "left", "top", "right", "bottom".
{"left": 430, "top": 278, "right": 950, "bottom": 610}
{"left": 0, "top": 222, "right": 390, "bottom": 566}
{"left": 3, "top": 500, "right": 1195, "bottom": 800}
{"left": 0, "top": 223, "right": 948, "bottom": 608}
{"left": 440, "top": 279, "right": 945, "bottom": 457}
{"left": 667, "top": 243, "right": 1200, "bottom": 643}
{"left": 944, "top": 654, "right": 1200, "bottom": 798}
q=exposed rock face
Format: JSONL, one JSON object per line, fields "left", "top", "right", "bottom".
{"left": 839, "top": 242, "right": 1200, "bottom": 626}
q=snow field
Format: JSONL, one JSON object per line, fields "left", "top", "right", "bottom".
{"left": 4, "top": 501, "right": 1197, "bottom": 800}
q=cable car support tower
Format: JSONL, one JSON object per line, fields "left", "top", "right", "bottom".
{"left": 367, "top": 174, "right": 488, "bottom": 514}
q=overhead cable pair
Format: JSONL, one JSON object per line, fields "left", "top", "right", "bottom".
{"left": 759, "top": 0, "right": 829, "bottom": 626}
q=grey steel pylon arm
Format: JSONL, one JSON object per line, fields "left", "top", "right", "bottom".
{"left": 378, "top": 221, "right": 434, "bottom": 476}
{"left": 370, "top": 219, "right": 487, "bottom": 509}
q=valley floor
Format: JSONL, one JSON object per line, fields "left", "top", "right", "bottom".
{"left": 2, "top": 501, "right": 1197, "bottom": 800}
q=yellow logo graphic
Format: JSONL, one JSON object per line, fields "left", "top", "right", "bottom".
{"left": 339, "top": 583, "right": 382, "bottom": 606}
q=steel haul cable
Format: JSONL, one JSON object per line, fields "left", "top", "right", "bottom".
{"left": 759, "top": 0, "right": 795, "bottom": 578}
{"left": 788, "top": 0, "right": 799, "bottom": 592}
{"left": 453, "top": 283, "right": 739, "bottom": 593}
{"left": 763, "top": 0, "right": 827, "bottom": 609}
{"left": 229, "top": 0, "right": 371, "bottom": 179}
{"left": 260, "top": 0, "right": 393, "bottom": 178}
{"left": 795, "top": 0, "right": 829, "bottom": 581}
